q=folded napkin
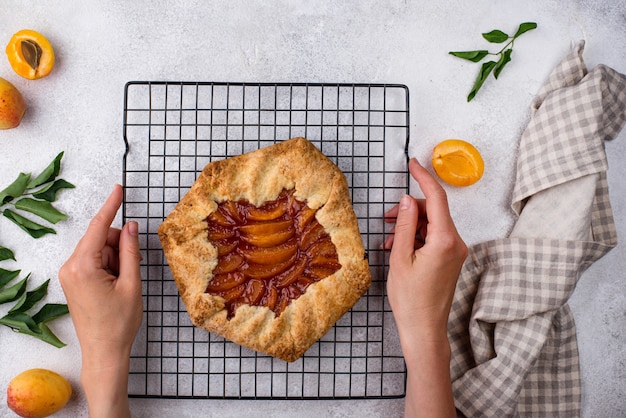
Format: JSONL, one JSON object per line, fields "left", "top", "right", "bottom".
{"left": 448, "top": 41, "right": 626, "bottom": 417}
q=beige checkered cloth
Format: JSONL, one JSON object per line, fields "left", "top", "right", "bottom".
{"left": 448, "top": 41, "right": 626, "bottom": 417}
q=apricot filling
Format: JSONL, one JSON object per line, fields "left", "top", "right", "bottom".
{"left": 205, "top": 189, "right": 341, "bottom": 319}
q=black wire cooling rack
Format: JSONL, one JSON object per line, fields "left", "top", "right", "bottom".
{"left": 122, "top": 82, "right": 410, "bottom": 399}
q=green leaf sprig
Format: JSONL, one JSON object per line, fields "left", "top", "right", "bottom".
{"left": 449, "top": 22, "right": 538, "bottom": 102}
{"left": 0, "top": 152, "right": 75, "bottom": 238}
{"left": 0, "top": 152, "right": 73, "bottom": 347}
{"left": 0, "top": 270, "right": 69, "bottom": 347}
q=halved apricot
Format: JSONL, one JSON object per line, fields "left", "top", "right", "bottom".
{"left": 432, "top": 139, "right": 484, "bottom": 187}
{"left": 6, "top": 30, "right": 55, "bottom": 80}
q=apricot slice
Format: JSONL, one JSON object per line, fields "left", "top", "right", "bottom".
{"left": 276, "top": 255, "right": 308, "bottom": 288}
{"left": 6, "top": 30, "right": 55, "bottom": 80}
{"left": 242, "top": 238, "right": 298, "bottom": 265}
{"left": 213, "top": 238, "right": 238, "bottom": 256}
{"left": 207, "top": 224, "right": 236, "bottom": 241}
{"left": 245, "top": 253, "right": 297, "bottom": 280}
{"left": 310, "top": 253, "right": 341, "bottom": 270}
{"left": 221, "top": 283, "right": 246, "bottom": 302}
{"left": 263, "top": 287, "right": 279, "bottom": 311}
{"left": 246, "top": 202, "right": 286, "bottom": 221}
{"left": 242, "top": 279, "right": 265, "bottom": 305}
{"left": 297, "top": 206, "right": 317, "bottom": 231}
{"left": 301, "top": 222, "right": 327, "bottom": 250}
{"left": 296, "top": 276, "right": 316, "bottom": 291}
{"left": 239, "top": 220, "right": 293, "bottom": 237}
{"left": 213, "top": 253, "right": 244, "bottom": 275}
{"left": 207, "top": 208, "right": 236, "bottom": 227}
{"left": 239, "top": 222, "right": 295, "bottom": 247}
{"left": 222, "top": 201, "right": 245, "bottom": 223}
{"left": 432, "top": 139, "right": 484, "bottom": 187}
{"left": 207, "top": 272, "right": 246, "bottom": 292}
{"left": 305, "top": 266, "right": 338, "bottom": 281}
{"left": 308, "top": 239, "right": 338, "bottom": 257}
{"left": 274, "top": 292, "right": 290, "bottom": 315}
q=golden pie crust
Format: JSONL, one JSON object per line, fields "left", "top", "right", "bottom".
{"left": 158, "top": 137, "right": 371, "bottom": 362}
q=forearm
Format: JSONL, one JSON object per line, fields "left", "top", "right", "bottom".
{"left": 81, "top": 350, "right": 132, "bottom": 418}
{"left": 402, "top": 335, "right": 456, "bottom": 418}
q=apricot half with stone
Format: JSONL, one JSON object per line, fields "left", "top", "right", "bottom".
{"left": 6, "top": 29, "right": 55, "bottom": 80}
{"left": 432, "top": 139, "right": 484, "bottom": 187}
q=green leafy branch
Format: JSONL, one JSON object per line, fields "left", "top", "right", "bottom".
{"left": 0, "top": 151, "right": 75, "bottom": 238}
{"left": 449, "top": 22, "right": 538, "bottom": 102}
{"left": 0, "top": 270, "right": 69, "bottom": 347}
{"left": 0, "top": 152, "right": 74, "bottom": 347}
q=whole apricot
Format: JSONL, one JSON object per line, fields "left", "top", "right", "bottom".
{"left": 6, "top": 368, "right": 72, "bottom": 418}
{"left": 0, "top": 77, "right": 26, "bottom": 129}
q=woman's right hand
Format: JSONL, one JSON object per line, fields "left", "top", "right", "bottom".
{"left": 383, "top": 158, "right": 467, "bottom": 417}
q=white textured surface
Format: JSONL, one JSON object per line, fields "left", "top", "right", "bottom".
{"left": 0, "top": 1, "right": 624, "bottom": 417}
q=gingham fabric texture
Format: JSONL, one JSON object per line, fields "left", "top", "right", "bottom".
{"left": 448, "top": 41, "right": 626, "bottom": 418}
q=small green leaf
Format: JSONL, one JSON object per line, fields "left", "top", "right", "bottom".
{"left": 468, "top": 60, "right": 497, "bottom": 102}
{"left": 0, "top": 173, "right": 31, "bottom": 205}
{"left": 32, "top": 179, "right": 76, "bottom": 202}
{"left": 494, "top": 48, "right": 513, "bottom": 79}
{"left": 514, "top": 22, "right": 538, "bottom": 38}
{"left": 32, "top": 322, "right": 67, "bottom": 348}
{"left": 14, "top": 198, "right": 69, "bottom": 224}
{"left": 0, "top": 268, "right": 21, "bottom": 289}
{"left": 482, "top": 29, "right": 509, "bottom": 43}
{"left": 3, "top": 209, "right": 56, "bottom": 238}
{"left": 9, "top": 279, "right": 50, "bottom": 314}
{"left": 32, "top": 303, "right": 69, "bottom": 324}
{"left": 0, "top": 312, "right": 41, "bottom": 334}
{"left": 449, "top": 50, "right": 489, "bottom": 63}
{"left": 0, "top": 313, "right": 67, "bottom": 347}
{"left": 0, "top": 276, "right": 28, "bottom": 304}
{"left": 27, "top": 152, "right": 65, "bottom": 189}
{"left": 0, "top": 246, "right": 16, "bottom": 262}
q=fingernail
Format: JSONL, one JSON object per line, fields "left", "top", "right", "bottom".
{"left": 128, "top": 221, "right": 138, "bottom": 236}
{"left": 399, "top": 194, "right": 411, "bottom": 210}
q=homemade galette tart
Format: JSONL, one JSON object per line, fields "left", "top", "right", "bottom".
{"left": 158, "top": 137, "right": 371, "bottom": 362}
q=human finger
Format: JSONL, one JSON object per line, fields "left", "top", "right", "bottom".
{"left": 382, "top": 232, "right": 426, "bottom": 250}
{"left": 106, "top": 227, "right": 122, "bottom": 249}
{"left": 118, "top": 221, "right": 142, "bottom": 286}
{"left": 388, "top": 194, "right": 418, "bottom": 265}
{"left": 77, "top": 185, "right": 123, "bottom": 254}
{"left": 384, "top": 199, "right": 426, "bottom": 222}
{"left": 408, "top": 159, "right": 455, "bottom": 233}
{"left": 101, "top": 245, "right": 119, "bottom": 276}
